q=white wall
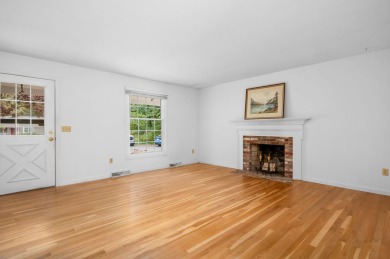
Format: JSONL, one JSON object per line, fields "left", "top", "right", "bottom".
{"left": 2, "top": 49, "right": 389, "bottom": 195}
{"left": 0, "top": 51, "right": 198, "bottom": 185}
{"left": 198, "top": 49, "right": 390, "bottom": 195}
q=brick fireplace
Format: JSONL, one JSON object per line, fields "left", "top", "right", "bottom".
{"left": 243, "top": 136, "right": 293, "bottom": 178}
{"left": 233, "top": 118, "right": 309, "bottom": 180}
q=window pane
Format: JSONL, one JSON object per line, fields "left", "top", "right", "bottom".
{"left": 146, "top": 106, "right": 154, "bottom": 118}
{"left": 17, "top": 102, "right": 31, "bottom": 117}
{"left": 17, "top": 84, "right": 30, "bottom": 101}
{"left": 1, "top": 82, "right": 15, "bottom": 100}
{"left": 0, "top": 119, "right": 16, "bottom": 135}
{"left": 151, "top": 98, "right": 161, "bottom": 107}
{"left": 130, "top": 119, "right": 138, "bottom": 131}
{"left": 139, "top": 119, "right": 146, "bottom": 131}
{"left": 1, "top": 100, "right": 16, "bottom": 118}
{"left": 138, "top": 106, "right": 147, "bottom": 117}
{"left": 130, "top": 95, "right": 146, "bottom": 105}
{"left": 155, "top": 120, "right": 161, "bottom": 130}
{"left": 139, "top": 131, "right": 146, "bottom": 142}
{"left": 130, "top": 105, "right": 138, "bottom": 118}
{"left": 31, "top": 119, "right": 44, "bottom": 135}
{"left": 131, "top": 130, "right": 139, "bottom": 142}
{"left": 146, "top": 120, "right": 154, "bottom": 130}
{"left": 145, "top": 131, "right": 153, "bottom": 142}
{"left": 31, "top": 85, "right": 44, "bottom": 102}
{"left": 17, "top": 119, "right": 31, "bottom": 135}
{"left": 138, "top": 142, "right": 147, "bottom": 152}
{"left": 156, "top": 131, "right": 161, "bottom": 145}
{"left": 153, "top": 107, "right": 161, "bottom": 119}
{"left": 32, "top": 103, "right": 44, "bottom": 118}
{"left": 153, "top": 133, "right": 160, "bottom": 146}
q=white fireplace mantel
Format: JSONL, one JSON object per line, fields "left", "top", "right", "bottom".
{"left": 232, "top": 118, "right": 310, "bottom": 180}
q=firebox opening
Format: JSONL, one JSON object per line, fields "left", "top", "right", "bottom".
{"left": 251, "top": 144, "right": 285, "bottom": 176}
{"left": 259, "top": 144, "right": 285, "bottom": 175}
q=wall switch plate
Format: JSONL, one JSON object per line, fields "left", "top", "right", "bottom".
{"left": 382, "top": 168, "right": 389, "bottom": 176}
{"left": 109, "top": 158, "right": 113, "bottom": 164}
{"left": 61, "top": 126, "right": 72, "bottom": 132}
{"left": 192, "top": 149, "right": 195, "bottom": 154}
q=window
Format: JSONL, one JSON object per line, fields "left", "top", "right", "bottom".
{"left": 127, "top": 92, "right": 166, "bottom": 155}
{"left": 0, "top": 82, "right": 45, "bottom": 135}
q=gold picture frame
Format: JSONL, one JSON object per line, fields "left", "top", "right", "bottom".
{"left": 244, "top": 83, "right": 285, "bottom": 119}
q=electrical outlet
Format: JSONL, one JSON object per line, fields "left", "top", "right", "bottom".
{"left": 192, "top": 149, "right": 195, "bottom": 154}
{"left": 109, "top": 158, "right": 113, "bottom": 164}
{"left": 382, "top": 168, "right": 389, "bottom": 176}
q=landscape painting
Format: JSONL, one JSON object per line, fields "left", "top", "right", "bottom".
{"left": 245, "top": 83, "right": 285, "bottom": 119}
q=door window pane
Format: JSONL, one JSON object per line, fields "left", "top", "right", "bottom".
{"left": 1, "top": 82, "right": 15, "bottom": 100}
{"left": 17, "top": 84, "right": 30, "bottom": 101}
{"left": 31, "top": 119, "right": 44, "bottom": 135}
{"left": 32, "top": 103, "right": 44, "bottom": 118}
{"left": 0, "top": 119, "right": 16, "bottom": 135}
{"left": 17, "top": 119, "right": 31, "bottom": 135}
{"left": 31, "top": 85, "right": 44, "bottom": 102}
{"left": 0, "top": 101, "right": 16, "bottom": 118}
{"left": 17, "top": 102, "right": 31, "bottom": 117}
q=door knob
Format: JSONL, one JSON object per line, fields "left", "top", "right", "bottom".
{"left": 48, "top": 137, "right": 54, "bottom": 141}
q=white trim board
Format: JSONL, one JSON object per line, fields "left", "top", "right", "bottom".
{"left": 304, "top": 177, "right": 390, "bottom": 196}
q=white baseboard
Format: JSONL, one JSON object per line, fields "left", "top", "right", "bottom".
{"left": 59, "top": 174, "right": 108, "bottom": 186}
{"left": 58, "top": 162, "right": 199, "bottom": 186}
{"left": 130, "top": 165, "right": 169, "bottom": 174}
{"left": 198, "top": 160, "right": 237, "bottom": 170}
{"left": 303, "top": 177, "right": 390, "bottom": 196}
{"left": 130, "top": 162, "right": 198, "bottom": 174}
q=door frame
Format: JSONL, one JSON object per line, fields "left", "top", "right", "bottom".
{"left": 0, "top": 71, "right": 61, "bottom": 187}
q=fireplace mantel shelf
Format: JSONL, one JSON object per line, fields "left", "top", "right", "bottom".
{"left": 231, "top": 118, "right": 310, "bottom": 126}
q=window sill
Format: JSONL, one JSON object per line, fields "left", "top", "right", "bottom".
{"left": 126, "top": 151, "right": 167, "bottom": 160}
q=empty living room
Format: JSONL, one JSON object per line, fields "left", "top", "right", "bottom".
{"left": 0, "top": 0, "right": 390, "bottom": 258}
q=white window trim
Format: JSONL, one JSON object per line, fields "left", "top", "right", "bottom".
{"left": 124, "top": 89, "right": 168, "bottom": 160}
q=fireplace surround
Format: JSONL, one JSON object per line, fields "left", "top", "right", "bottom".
{"left": 232, "top": 118, "right": 309, "bottom": 180}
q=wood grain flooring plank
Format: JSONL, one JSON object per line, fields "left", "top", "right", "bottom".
{"left": 310, "top": 209, "right": 343, "bottom": 247}
{"left": 0, "top": 163, "right": 389, "bottom": 258}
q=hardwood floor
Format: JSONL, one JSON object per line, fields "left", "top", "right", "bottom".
{"left": 0, "top": 163, "right": 389, "bottom": 258}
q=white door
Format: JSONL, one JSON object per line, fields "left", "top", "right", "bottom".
{"left": 0, "top": 74, "right": 55, "bottom": 195}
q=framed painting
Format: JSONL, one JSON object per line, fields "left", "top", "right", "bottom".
{"left": 244, "top": 83, "right": 285, "bottom": 119}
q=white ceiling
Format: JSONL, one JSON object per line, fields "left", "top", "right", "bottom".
{"left": 0, "top": 0, "right": 389, "bottom": 88}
